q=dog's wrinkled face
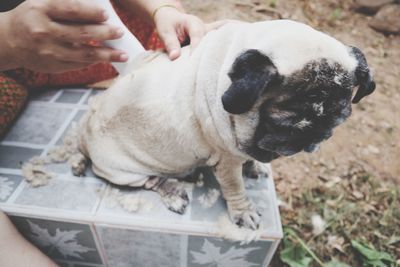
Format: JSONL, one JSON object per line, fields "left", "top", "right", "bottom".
{"left": 222, "top": 48, "right": 375, "bottom": 163}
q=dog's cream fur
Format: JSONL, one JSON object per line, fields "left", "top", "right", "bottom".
{"left": 77, "top": 20, "right": 359, "bottom": 228}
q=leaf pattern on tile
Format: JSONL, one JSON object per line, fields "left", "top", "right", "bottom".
{"left": 28, "top": 220, "right": 94, "bottom": 259}
{"left": 0, "top": 176, "right": 14, "bottom": 200}
{"left": 190, "top": 238, "right": 259, "bottom": 267}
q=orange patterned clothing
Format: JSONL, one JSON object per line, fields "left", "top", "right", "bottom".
{"left": 0, "top": 76, "right": 28, "bottom": 138}
{"left": 0, "top": 1, "right": 166, "bottom": 138}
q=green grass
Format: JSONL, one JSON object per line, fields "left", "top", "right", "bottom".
{"left": 274, "top": 164, "right": 400, "bottom": 266}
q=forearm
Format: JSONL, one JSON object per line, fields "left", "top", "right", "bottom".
{"left": 119, "top": 0, "right": 183, "bottom": 24}
{"left": 0, "top": 211, "right": 58, "bottom": 267}
{"left": 0, "top": 12, "right": 20, "bottom": 71}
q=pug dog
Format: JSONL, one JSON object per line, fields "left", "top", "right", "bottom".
{"left": 72, "top": 20, "right": 375, "bottom": 230}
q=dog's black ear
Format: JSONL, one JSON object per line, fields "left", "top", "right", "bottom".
{"left": 222, "top": 49, "right": 279, "bottom": 114}
{"left": 350, "top": 46, "right": 376, "bottom": 103}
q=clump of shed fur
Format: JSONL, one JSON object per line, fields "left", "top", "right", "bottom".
{"left": 22, "top": 123, "right": 81, "bottom": 186}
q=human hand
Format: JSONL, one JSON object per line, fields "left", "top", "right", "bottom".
{"left": 153, "top": 6, "right": 228, "bottom": 60}
{"left": 2, "top": 0, "right": 128, "bottom": 73}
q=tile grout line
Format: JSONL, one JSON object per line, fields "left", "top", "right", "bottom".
{"left": 262, "top": 239, "right": 281, "bottom": 267}
{"left": 268, "top": 176, "right": 284, "bottom": 236}
{"left": 48, "top": 90, "right": 64, "bottom": 103}
{"left": 40, "top": 110, "right": 78, "bottom": 156}
{"left": 29, "top": 101, "right": 89, "bottom": 110}
{"left": 90, "top": 223, "right": 110, "bottom": 267}
{"left": 0, "top": 141, "right": 46, "bottom": 150}
{"left": 6, "top": 180, "right": 28, "bottom": 204}
{"left": 91, "top": 183, "right": 109, "bottom": 215}
{"left": 60, "top": 88, "right": 88, "bottom": 93}
{"left": 0, "top": 168, "right": 23, "bottom": 175}
{"left": 78, "top": 88, "right": 93, "bottom": 105}
{"left": 41, "top": 88, "right": 91, "bottom": 156}
{"left": 46, "top": 173, "right": 103, "bottom": 184}
{"left": 40, "top": 100, "right": 83, "bottom": 156}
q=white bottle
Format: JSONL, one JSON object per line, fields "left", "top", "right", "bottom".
{"left": 95, "top": 0, "right": 146, "bottom": 76}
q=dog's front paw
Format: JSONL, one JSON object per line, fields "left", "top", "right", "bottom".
{"left": 229, "top": 203, "right": 261, "bottom": 230}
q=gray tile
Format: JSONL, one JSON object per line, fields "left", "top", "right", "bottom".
{"left": 187, "top": 236, "right": 271, "bottom": 267}
{"left": 84, "top": 90, "right": 104, "bottom": 104}
{"left": 45, "top": 162, "right": 71, "bottom": 175}
{"left": 244, "top": 176, "right": 269, "bottom": 191}
{"left": 0, "top": 174, "right": 24, "bottom": 202}
{"left": 54, "top": 261, "right": 72, "bottom": 267}
{"left": 74, "top": 264, "right": 104, "bottom": 267}
{"left": 247, "top": 190, "right": 278, "bottom": 231}
{"left": 55, "top": 262, "right": 104, "bottom": 267}
{"left": 56, "top": 110, "right": 86, "bottom": 146}
{"left": 191, "top": 168, "right": 226, "bottom": 222}
{"left": 55, "top": 90, "right": 85, "bottom": 104}
{"left": 243, "top": 163, "right": 271, "bottom": 191}
{"left": 191, "top": 188, "right": 226, "bottom": 223}
{"left": 4, "top": 104, "right": 73, "bottom": 145}
{"left": 0, "top": 145, "right": 42, "bottom": 169}
{"left": 14, "top": 178, "right": 104, "bottom": 212}
{"left": 31, "top": 89, "right": 59, "bottom": 102}
{"left": 10, "top": 216, "right": 103, "bottom": 264}
{"left": 97, "top": 226, "right": 181, "bottom": 267}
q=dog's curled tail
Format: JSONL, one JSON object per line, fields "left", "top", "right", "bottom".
{"left": 22, "top": 123, "right": 87, "bottom": 187}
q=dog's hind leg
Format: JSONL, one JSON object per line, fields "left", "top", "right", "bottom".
{"left": 144, "top": 176, "right": 189, "bottom": 214}
{"left": 68, "top": 153, "right": 88, "bottom": 177}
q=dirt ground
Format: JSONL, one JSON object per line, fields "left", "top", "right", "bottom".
{"left": 181, "top": 0, "right": 400, "bottom": 197}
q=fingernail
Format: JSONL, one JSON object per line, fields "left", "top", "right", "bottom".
{"left": 115, "top": 28, "right": 124, "bottom": 37}
{"left": 101, "top": 10, "right": 109, "bottom": 21}
{"left": 169, "top": 49, "right": 179, "bottom": 60}
{"left": 119, "top": 53, "right": 128, "bottom": 62}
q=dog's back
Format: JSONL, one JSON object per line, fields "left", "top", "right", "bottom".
{"left": 78, "top": 51, "right": 213, "bottom": 186}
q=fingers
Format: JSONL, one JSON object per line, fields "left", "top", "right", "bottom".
{"left": 55, "top": 43, "right": 128, "bottom": 63}
{"left": 154, "top": 9, "right": 227, "bottom": 59}
{"left": 158, "top": 27, "right": 182, "bottom": 60}
{"left": 186, "top": 15, "right": 206, "bottom": 51}
{"left": 46, "top": 0, "right": 107, "bottom": 23}
{"left": 158, "top": 16, "right": 206, "bottom": 59}
{"left": 35, "top": 42, "right": 128, "bottom": 73}
{"left": 50, "top": 22, "right": 124, "bottom": 43}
